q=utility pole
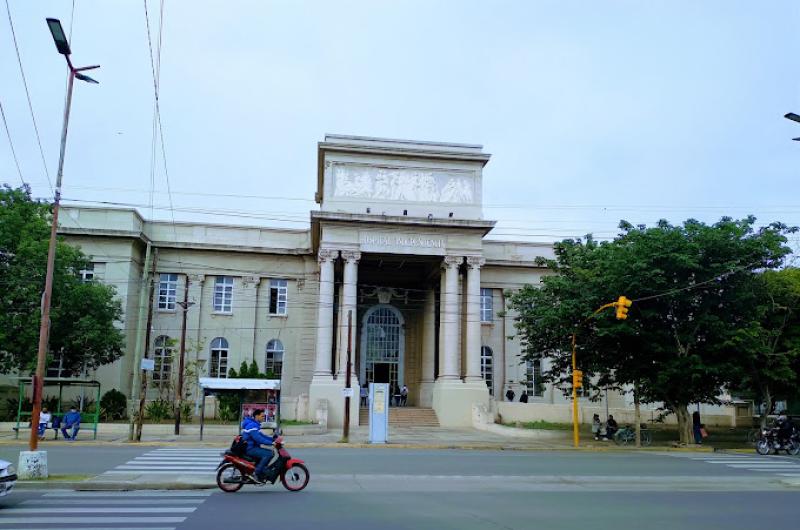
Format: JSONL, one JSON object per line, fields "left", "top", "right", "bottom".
{"left": 342, "top": 310, "right": 353, "bottom": 442}
{"left": 28, "top": 19, "right": 99, "bottom": 454}
{"left": 135, "top": 249, "right": 159, "bottom": 442}
{"left": 174, "top": 277, "right": 194, "bottom": 435}
{"left": 129, "top": 243, "right": 152, "bottom": 440}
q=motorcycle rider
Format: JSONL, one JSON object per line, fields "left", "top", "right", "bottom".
{"left": 241, "top": 409, "right": 275, "bottom": 481}
{"left": 776, "top": 413, "right": 795, "bottom": 448}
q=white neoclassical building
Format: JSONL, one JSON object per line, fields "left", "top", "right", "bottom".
{"left": 46, "top": 135, "right": 741, "bottom": 428}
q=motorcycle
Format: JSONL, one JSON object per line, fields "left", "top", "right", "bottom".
{"left": 755, "top": 427, "right": 800, "bottom": 456}
{"left": 216, "top": 434, "right": 310, "bottom": 493}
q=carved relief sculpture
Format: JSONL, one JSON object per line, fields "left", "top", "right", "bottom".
{"left": 332, "top": 165, "right": 475, "bottom": 204}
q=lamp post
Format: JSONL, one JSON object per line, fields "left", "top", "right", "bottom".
{"left": 784, "top": 113, "right": 800, "bottom": 141}
{"left": 27, "top": 19, "right": 99, "bottom": 454}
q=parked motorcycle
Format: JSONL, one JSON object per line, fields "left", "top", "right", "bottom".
{"left": 755, "top": 428, "right": 800, "bottom": 456}
{"left": 216, "top": 435, "right": 310, "bottom": 493}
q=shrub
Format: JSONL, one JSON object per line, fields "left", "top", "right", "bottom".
{"left": 68, "top": 396, "right": 96, "bottom": 413}
{"left": 145, "top": 398, "right": 172, "bottom": 421}
{"left": 99, "top": 389, "right": 127, "bottom": 421}
{"left": 180, "top": 401, "right": 193, "bottom": 423}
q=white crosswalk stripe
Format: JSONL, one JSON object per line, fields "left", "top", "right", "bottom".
{"left": 663, "top": 452, "right": 800, "bottom": 477}
{"left": 0, "top": 489, "right": 214, "bottom": 529}
{"left": 98, "top": 448, "right": 226, "bottom": 477}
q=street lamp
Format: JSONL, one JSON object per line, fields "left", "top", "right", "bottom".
{"left": 784, "top": 112, "right": 800, "bottom": 141}
{"left": 27, "top": 18, "right": 99, "bottom": 457}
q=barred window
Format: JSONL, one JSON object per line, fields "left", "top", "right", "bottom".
{"left": 158, "top": 273, "right": 178, "bottom": 310}
{"left": 153, "top": 335, "right": 173, "bottom": 387}
{"left": 213, "top": 276, "right": 234, "bottom": 313}
{"left": 525, "top": 357, "right": 545, "bottom": 397}
{"left": 79, "top": 263, "right": 95, "bottom": 282}
{"left": 210, "top": 337, "right": 229, "bottom": 378}
{"left": 481, "top": 346, "right": 493, "bottom": 396}
{"left": 480, "top": 288, "right": 493, "bottom": 323}
{"left": 265, "top": 339, "right": 284, "bottom": 378}
{"left": 269, "top": 279, "right": 288, "bottom": 315}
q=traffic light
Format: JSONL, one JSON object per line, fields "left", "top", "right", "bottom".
{"left": 615, "top": 295, "right": 632, "bottom": 320}
{"left": 573, "top": 369, "right": 583, "bottom": 389}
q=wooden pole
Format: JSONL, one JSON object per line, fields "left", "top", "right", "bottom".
{"left": 135, "top": 249, "right": 158, "bottom": 441}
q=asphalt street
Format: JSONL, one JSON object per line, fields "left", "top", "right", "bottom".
{"left": 0, "top": 447, "right": 799, "bottom": 529}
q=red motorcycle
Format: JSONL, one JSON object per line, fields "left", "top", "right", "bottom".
{"left": 216, "top": 435, "right": 310, "bottom": 493}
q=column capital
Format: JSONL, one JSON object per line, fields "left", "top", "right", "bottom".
{"left": 341, "top": 250, "right": 361, "bottom": 263}
{"left": 442, "top": 255, "right": 463, "bottom": 268}
{"left": 466, "top": 256, "right": 486, "bottom": 269}
{"left": 318, "top": 248, "right": 338, "bottom": 263}
{"left": 240, "top": 275, "right": 260, "bottom": 288}
{"left": 188, "top": 273, "right": 205, "bottom": 283}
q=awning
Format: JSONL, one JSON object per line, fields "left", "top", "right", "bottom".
{"left": 198, "top": 377, "right": 280, "bottom": 391}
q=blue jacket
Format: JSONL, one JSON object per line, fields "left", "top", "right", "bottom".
{"left": 63, "top": 411, "right": 81, "bottom": 427}
{"left": 240, "top": 417, "right": 273, "bottom": 450}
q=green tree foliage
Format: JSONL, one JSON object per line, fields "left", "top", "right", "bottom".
{"left": 0, "top": 185, "right": 124, "bottom": 374}
{"left": 509, "top": 217, "right": 796, "bottom": 444}
{"left": 99, "top": 389, "right": 128, "bottom": 421}
{"left": 730, "top": 268, "right": 800, "bottom": 426}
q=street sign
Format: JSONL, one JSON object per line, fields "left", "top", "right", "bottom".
{"left": 140, "top": 358, "right": 155, "bottom": 371}
{"left": 341, "top": 387, "right": 354, "bottom": 398}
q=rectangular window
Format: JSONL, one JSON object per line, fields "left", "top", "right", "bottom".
{"left": 46, "top": 355, "right": 73, "bottom": 378}
{"left": 269, "top": 279, "right": 288, "bottom": 315}
{"left": 526, "top": 358, "right": 544, "bottom": 397}
{"left": 79, "top": 263, "right": 94, "bottom": 282}
{"left": 158, "top": 273, "right": 178, "bottom": 310}
{"left": 213, "top": 276, "right": 234, "bottom": 313}
{"left": 210, "top": 350, "right": 228, "bottom": 378}
{"left": 480, "top": 288, "right": 493, "bottom": 323}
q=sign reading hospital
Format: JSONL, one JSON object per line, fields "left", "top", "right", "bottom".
{"left": 360, "top": 233, "right": 446, "bottom": 255}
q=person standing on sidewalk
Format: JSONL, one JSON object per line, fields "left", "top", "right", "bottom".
{"left": 692, "top": 410, "right": 703, "bottom": 444}
{"left": 400, "top": 385, "right": 408, "bottom": 407}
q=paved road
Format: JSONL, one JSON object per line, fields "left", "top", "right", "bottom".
{"left": 1, "top": 488, "right": 799, "bottom": 530}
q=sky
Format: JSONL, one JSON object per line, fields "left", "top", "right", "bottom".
{"left": 1, "top": 1, "right": 799, "bottom": 255}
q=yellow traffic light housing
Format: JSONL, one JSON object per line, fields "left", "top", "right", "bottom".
{"left": 573, "top": 369, "right": 583, "bottom": 389}
{"left": 615, "top": 296, "right": 632, "bottom": 320}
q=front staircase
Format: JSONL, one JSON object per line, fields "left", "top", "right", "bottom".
{"left": 359, "top": 406, "right": 440, "bottom": 427}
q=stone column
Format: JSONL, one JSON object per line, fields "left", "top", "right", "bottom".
{"left": 440, "top": 255, "right": 462, "bottom": 380}
{"left": 465, "top": 257, "right": 484, "bottom": 381}
{"left": 337, "top": 251, "right": 360, "bottom": 378}
{"left": 418, "top": 288, "right": 436, "bottom": 406}
{"left": 313, "top": 249, "right": 337, "bottom": 377}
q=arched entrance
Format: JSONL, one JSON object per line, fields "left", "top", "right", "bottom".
{"left": 360, "top": 304, "right": 405, "bottom": 392}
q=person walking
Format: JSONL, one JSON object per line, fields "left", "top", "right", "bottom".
{"left": 400, "top": 385, "right": 408, "bottom": 407}
{"left": 360, "top": 384, "right": 369, "bottom": 407}
{"left": 692, "top": 410, "right": 703, "bottom": 445}
{"left": 519, "top": 392, "right": 528, "bottom": 403}
{"left": 505, "top": 388, "right": 515, "bottom": 402}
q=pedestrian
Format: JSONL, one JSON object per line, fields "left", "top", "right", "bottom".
{"left": 605, "top": 414, "right": 618, "bottom": 440}
{"left": 505, "top": 388, "right": 515, "bottom": 402}
{"left": 360, "top": 384, "right": 368, "bottom": 407}
{"left": 38, "top": 407, "right": 51, "bottom": 441}
{"left": 400, "top": 385, "right": 408, "bottom": 407}
{"left": 392, "top": 384, "right": 401, "bottom": 407}
{"left": 61, "top": 406, "right": 82, "bottom": 441}
{"left": 692, "top": 410, "right": 702, "bottom": 445}
{"left": 591, "top": 414, "right": 602, "bottom": 440}
{"left": 519, "top": 392, "right": 528, "bottom": 403}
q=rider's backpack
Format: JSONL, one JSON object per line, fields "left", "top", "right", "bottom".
{"left": 230, "top": 435, "right": 248, "bottom": 455}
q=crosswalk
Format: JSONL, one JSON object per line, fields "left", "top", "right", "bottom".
{"left": 664, "top": 452, "right": 800, "bottom": 477}
{"left": 0, "top": 489, "right": 214, "bottom": 529}
{"left": 101, "top": 448, "right": 224, "bottom": 476}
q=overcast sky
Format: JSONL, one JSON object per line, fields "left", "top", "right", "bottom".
{"left": 2, "top": 1, "right": 799, "bottom": 255}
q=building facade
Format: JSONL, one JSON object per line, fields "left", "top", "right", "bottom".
{"left": 52, "top": 135, "right": 739, "bottom": 428}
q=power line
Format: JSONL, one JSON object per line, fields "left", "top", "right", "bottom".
{"left": 0, "top": 99, "right": 26, "bottom": 185}
{"left": 4, "top": 0, "right": 53, "bottom": 193}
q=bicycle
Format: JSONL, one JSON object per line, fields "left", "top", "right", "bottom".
{"left": 614, "top": 425, "right": 652, "bottom": 446}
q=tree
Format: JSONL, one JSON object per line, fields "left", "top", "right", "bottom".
{"left": 730, "top": 268, "right": 800, "bottom": 427}
{"left": 509, "top": 217, "right": 796, "bottom": 444}
{"left": 0, "top": 185, "right": 124, "bottom": 374}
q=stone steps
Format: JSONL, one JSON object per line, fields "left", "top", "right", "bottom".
{"left": 359, "top": 407, "right": 440, "bottom": 427}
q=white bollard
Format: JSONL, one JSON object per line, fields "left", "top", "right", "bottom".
{"left": 17, "top": 451, "right": 48, "bottom": 480}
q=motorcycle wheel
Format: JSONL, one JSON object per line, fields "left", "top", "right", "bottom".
{"left": 787, "top": 441, "right": 800, "bottom": 456}
{"left": 755, "top": 438, "right": 771, "bottom": 455}
{"left": 216, "top": 463, "right": 244, "bottom": 493}
{"left": 281, "top": 463, "right": 310, "bottom": 492}
{"left": 614, "top": 431, "right": 628, "bottom": 446}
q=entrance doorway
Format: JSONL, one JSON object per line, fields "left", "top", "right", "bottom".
{"left": 360, "top": 304, "right": 405, "bottom": 395}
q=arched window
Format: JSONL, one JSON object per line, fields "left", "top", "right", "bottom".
{"left": 153, "top": 335, "right": 173, "bottom": 387}
{"left": 265, "top": 339, "right": 284, "bottom": 378}
{"left": 481, "top": 346, "right": 493, "bottom": 395}
{"left": 210, "top": 337, "right": 229, "bottom": 378}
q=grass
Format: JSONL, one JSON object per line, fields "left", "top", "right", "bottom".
{"left": 19, "top": 474, "right": 91, "bottom": 482}
{"left": 501, "top": 420, "right": 572, "bottom": 431}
